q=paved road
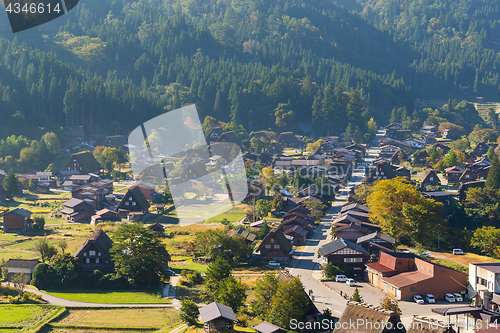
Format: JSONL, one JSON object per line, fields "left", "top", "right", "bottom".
{"left": 288, "top": 131, "right": 383, "bottom": 316}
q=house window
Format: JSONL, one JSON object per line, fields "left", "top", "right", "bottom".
{"left": 83, "top": 252, "right": 86, "bottom": 256}
{"left": 129, "top": 197, "right": 132, "bottom": 201}
{"left": 98, "top": 252, "right": 101, "bottom": 256}
{"left": 96, "top": 258, "right": 99, "bottom": 264}
{"left": 132, "top": 202, "right": 136, "bottom": 206}
{"left": 86, "top": 258, "right": 90, "bottom": 263}
{"left": 89, "top": 251, "right": 96, "bottom": 256}
{"left": 270, "top": 238, "right": 275, "bottom": 243}
{"left": 344, "top": 258, "right": 363, "bottom": 263}
{"left": 265, "top": 244, "right": 271, "bottom": 249}
{"left": 410, "top": 287, "right": 417, "bottom": 292}
{"left": 125, "top": 202, "right": 129, "bottom": 206}
{"left": 430, "top": 177, "right": 434, "bottom": 181}
{"left": 274, "top": 245, "right": 280, "bottom": 249}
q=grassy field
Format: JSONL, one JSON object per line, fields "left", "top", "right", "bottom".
{"left": 50, "top": 308, "right": 180, "bottom": 330}
{"left": 0, "top": 304, "right": 62, "bottom": 330}
{"left": 45, "top": 290, "right": 171, "bottom": 304}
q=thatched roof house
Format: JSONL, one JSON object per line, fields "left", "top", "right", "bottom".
{"left": 335, "top": 301, "right": 405, "bottom": 333}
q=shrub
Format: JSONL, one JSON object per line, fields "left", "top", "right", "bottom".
{"left": 0, "top": 285, "right": 18, "bottom": 297}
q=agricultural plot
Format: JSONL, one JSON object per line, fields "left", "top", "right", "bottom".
{"left": 49, "top": 308, "right": 180, "bottom": 331}
{"left": 0, "top": 305, "right": 62, "bottom": 331}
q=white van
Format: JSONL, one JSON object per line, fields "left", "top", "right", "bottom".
{"left": 453, "top": 293, "right": 463, "bottom": 302}
{"left": 453, "top": 249, "right": 464, "bottom": 255}
{"left": 335, "top": 275, "right": 347, "bottom": 282}
{"left": 346, "top": 278, "right": 355, "bottom": 286}
{"left": 445, "top": 293, "right": 455, "bottom": 302}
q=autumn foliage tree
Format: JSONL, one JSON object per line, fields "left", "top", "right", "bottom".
{"left": 366, "top": 178, "right": 445, "bottom": 247}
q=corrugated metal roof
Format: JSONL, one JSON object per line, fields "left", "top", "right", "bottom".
{"left": 254, "top": 322, "right": 287, "bottom": 333}
{"left": 199, "top": 302, "right": 238, "bottom": 323}
{"left": 383, "top": 270, "right": 431, "bottom": 288}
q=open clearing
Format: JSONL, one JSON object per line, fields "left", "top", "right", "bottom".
{"left": 51, "top": 308, "right": 180, "bottom": 330}
{"left": 45, "top": 290, "right": 171, "bottom": 304}
{"left": 0, "top": 304, "right": 62, "bottom": 330}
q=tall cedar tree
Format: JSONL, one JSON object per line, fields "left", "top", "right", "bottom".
{"left": 110, "top": 224, "right": 170, "bottom": 287}
{"left": 267, "top": 276, "right": 309, "bottom": 329}
{"left": 486, "top": 156, "right": 500, "bottom": 190}
{"left": 2, "top": 169, "right": 18, "bottom": 198}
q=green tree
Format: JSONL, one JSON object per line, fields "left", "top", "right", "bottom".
{"left": 351, "top": 287, "right": 363, "bottom": 302}
{"left": 471, "top": 226, "right": 500, "bottom": 257}
{"left": 32, "top": 216, "right": 45, "bottom": 231}
{"left": 110, "top": 224, "right": 170, "bottom": 287}
{"left": 31, "top": 263, "right": 58, "bottom": 290}
{"left": 27, "top": 179, "right": 35, "bottom": 192}
{"left": 2, "top": 169, "right": 18, "bottom": 199}
{"left": 256, "top": 199, "right": 272, "bottom": 218}
{"left": 34, "top": 237, "right": 57, "bottom": 262}
{"left": 486, "top": 156, "right": 500, "bottom": 190}
{"left": 251, "top": 273, "right": 279, "bottom": 317}
{"left": 179, "top": 299, "right": 199, "bottom": 326}
{"left": 215, "top": 276, "right": 247, "bottom": 311}
{"left": 267, "top": 276, "right": 309, "bottom": 329}
{"left": 272, "top": 194, "right": 285, "bottom": 212}
{"left": 205, "top": 257, "right": 232, "bottom": 296}
{"left": 487, "top": 147, "right": 496, "bottom": 161}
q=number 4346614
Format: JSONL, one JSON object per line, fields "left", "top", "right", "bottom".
{"left": 5, "top": 2, "right": 62, "bottom": 14}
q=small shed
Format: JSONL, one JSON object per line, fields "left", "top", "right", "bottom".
{"left": 199, "top": 302, "right": 238, "bottom": 333}
{"left": 3, "top": 259, "right": 39, "bottom": 282}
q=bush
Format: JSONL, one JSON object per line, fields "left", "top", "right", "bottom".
{"left": 8, "top": 292, "right": 42, "bottom": 304}
{"left": 179, "top": 299, "right": 199, "bottom": 326}
{"left": 0, "top": 285, "right": 18, "bottom": 297}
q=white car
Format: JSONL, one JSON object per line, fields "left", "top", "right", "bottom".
{"left": 421, "top": 253, "right": 431, "bottom": 258}
{"left": 445, "top": 293, "right": 455, "bottom": 302}
{"left": 335, "top": 275, "right": 347, "bottom": 282}
{"left": 346, "top": 278, "right": 355, "bottom": 286}
{"left": 453, "top": 249, "right": 464, "bottom": 255}
{"left": 268, "top": 261, "right": 280, "bottom": 268}
{"left": 426, "top": 294, "right": 435, "bottom": 303}
{"left": 414, "top": 295, "right": 424, "bottom": 304}
{"left": 454, "top": 293, "right": 463, "bottom": 302}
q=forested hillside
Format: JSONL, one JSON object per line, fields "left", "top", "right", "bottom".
{"left": 0, "top": 0, "right": 498, "bottom": 139}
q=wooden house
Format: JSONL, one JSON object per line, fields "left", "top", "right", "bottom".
{"left": 459, "top": 168, "right": 474, "bottom": 183}
{"left": 199, "top": 302, "right": 238, "bottom": 333}
{"left": 228, "top": 228, "right": 256, "bottom": 244}
{"left": 179, "top": 161, "right": 209, "bottom": 180}
{"left": 3, "top": 259, "right": 39, "bottom": 283}
{"left": 471, "top": 141, "right": 490, "bottom": 158}
{"left": 205, "top": 127, "right": 224, "bottom": 144}
{"left": 3, "top": 208, "right": 32, "bottom": 233}
{"left": 257, "top": 227, "right": 293, "bottom": 263}
{"left": 419, "top": 168, "right": 440, "bottom": 188}
{"left": 91, "top": 208, "right": 120, "bottom": 225}
{"left": 115, "top": 185, "right": 150, "bottom": 220}
{"left": 283, "top": 226, "right": 308, "bottom": 245}
{"left": 318, "top": 238, "right": 369, "bottom": 278}
{"left": 444, "top": 166, "right": 465, "bottom": 183}
{"left": 276, "top": 132, "right": 302, "bottom": 149}
{"left": 217, "top": 131, "right": 242, "bottom": 147}
{"left": 74, "top": 228, "right": 114, "bottom": 273}
{"left": 335, "top": 301, "right": 405, "bottom": 333}
{"left": 413, "top": 150, "right": 429, "bottom": 167}
{"left": 356, "top": 231, "right": 395, "bottom": 259}
{"left": 61, "top": 198, "right": 95, "bottom": 222}
{"left": 366, "top": 160, "right": 396, "bottom": 183}
{"left": 61, "top": 151, "right": 101, "bottom": 174}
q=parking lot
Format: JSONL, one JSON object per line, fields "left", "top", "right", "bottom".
{"left": 323, "top": 280, "right": 470, "bottom": 323}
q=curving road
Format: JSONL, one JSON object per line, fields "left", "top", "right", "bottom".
{"left": 288, "top": 131, "right": 383, "bottom": 316}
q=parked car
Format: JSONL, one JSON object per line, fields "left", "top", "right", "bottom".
{"left": 426, "top": 294, "right": 435, "bottom": 303}
{"left": 346, "top": 278, "right": 355, "bottom": 286}
{"left": 414, "top": 295, "right": 424, "bottom": 304}
{"left": 453, "top": 293, "right": 463, "bottom": 302}
{"left": 421, "top": 253, "right": 431, "bottom": 258}
{"left": 165, "top": 268, "right": 176, "bottom": 276}
{"left": 453, "top": 249, "right": 464, "bottom": 255}
{"left": 268, "top": 261, "right": 280, "bottom": 268}
{"left": 335, "top": 275, "right": 348, "bottom": 282}
{"left": 445, "top": 293, "right": 456, "bottom": 302}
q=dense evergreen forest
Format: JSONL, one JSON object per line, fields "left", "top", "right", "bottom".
{"left": 0, "top": 0, "right": 498, "bottom": 140}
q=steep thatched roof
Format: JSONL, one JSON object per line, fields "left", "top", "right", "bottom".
{"left": 335, "top": 301, "right": 405, "bottom": 333}
{"left": 406, "top": 317, "right": 456, "bottom": 333}
{"left": 69, "top": 151, "right": 101, "bottom": 174}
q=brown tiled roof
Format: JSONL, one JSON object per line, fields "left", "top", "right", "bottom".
{"left": 365, "top": 262, "right": 396, "bottom": 274}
